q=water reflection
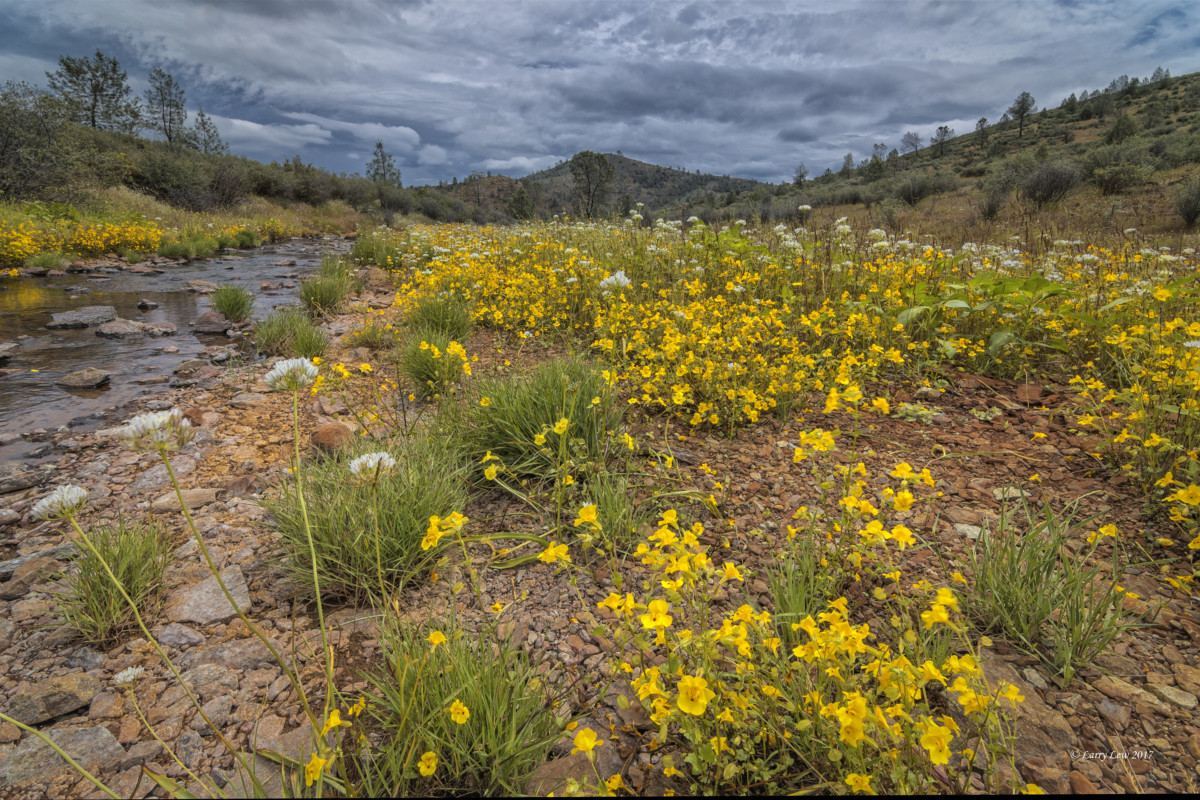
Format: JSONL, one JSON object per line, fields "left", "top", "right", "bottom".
{"left": 0, "top": 240, "right": 345, "bottom": 460}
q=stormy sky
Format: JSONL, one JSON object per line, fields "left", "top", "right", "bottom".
{"left": 1, "top": 0, "right": 1197, "bottom": 185}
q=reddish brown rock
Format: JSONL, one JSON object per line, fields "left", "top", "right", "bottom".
{"left": 311, "top": 422, "right": 354, "bottom": 454}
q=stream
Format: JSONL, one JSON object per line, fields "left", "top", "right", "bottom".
{"left": 0, "top": 238, "right": 347, "bottom": 462}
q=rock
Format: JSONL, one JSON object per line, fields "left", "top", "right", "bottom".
{"left": 224, "top": 474, "right": 264, "bottom": 498}
{"left": 1016, "top": 383, "right": 1044, "bottom": 404}
{"left": 952, "top": 523, "right": 982, "bottom": 540}
{"left": 1096, "top": 698, "right": 1129, "bottom": 729}
{"left": 914, "top": 386, "right": 941, "bottom": 401}
{"left": 0, "top": 542, "right": 77, "bottom": 580}
{"left": 151, "top": 487, "right": 220, "bottom": 511}
{"left": 142, "top": 321, "right": 177, "bottom": 337}
{"left": 0, "top": 509, "right": 19, "bottom": 526}
{"left": 0, "top": 461, "right": 42, "bottom": 493}
{"left": 524, "top": 747, "right": 624, "bottom": 796}
{"left": 1094, "top": 675, "right": 1168, "bottom": 713}
{"left": 992, "top": 487, "right": 1031, "bottom": 501}
{"left": 156, "top": 622, "right": 205, "bottom": 648}
{"left": 185, "top": 280, "right": 219, "bottom": 294}
{"left": 183, "top": 637, "right": 277, "bottom": 671}
{"left": 175, "top": 730, "right": 204, "bottom": 768}
{"left": 1172, "top": 663, "right": 1200, "bottom": 696}
{"left": 974, "top": 655, "right": 1076, "bottom": 763}
{"left": 1144, "top": 682, "right": 1197, "bottom": 710}
{"left": 311, "top": 422, "right": 354, "bottom": 454}
{"left": 1068, "top": 769, "right": 1100, "bottom": 793}
{"left": 0, "top": 342, "right": 17, "bottom": 363}
{"left": 4, "top": 673, "right": 102, "bottom": 725}
{"left": 45, "top": 305, "right": 117, "bottom": 329}
{"left": 230, "top": 392, "right": 266, "bottom": 408}
{"left": 132, "top": 456, "right": 196, "bottom": 493}
{"left": 1022, "top": 762, "right": 1070, "bottom": 794}
{"left": 165, "top": 566, "right": 252, "bottom": 625}
{"left": 189, "top": 696, "right": 233, "bottom": 734}
{"left": 0, "top": 725, "right": 124, "bottom": 787}
{"left": 136, "top": 299, "right": 159, "bottom": 310}
{"left": 271, "top": 259, "right": 297, "bottom": 267}
{"left": 56, "top": 367, "right": 111, "bottom": 388}
{"left": 192, "top": 310, "right": 231, "bottom": 334}
{"left": 0, "top": 556, "right": 61, "bottom": 600}
{"left": 96, "top": 318, "right": 147, "bottom": 338}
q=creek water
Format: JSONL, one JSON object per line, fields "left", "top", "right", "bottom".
{"left": 0, "top": 238, "right": 346, "bottom": 462}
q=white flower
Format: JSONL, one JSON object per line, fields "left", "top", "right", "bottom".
{"left": 599, "top": 270, "right": 632, "bottom": 291}
{"left": 122, "top": 409, "right": 194, "bottom": 452}
{"left": 265, "top": 358, "right": 318, "bottom": 391}
{"left": 798, "top": 205, "right": 812, "bottom": 212}
{"left": 349, "top": 452, "right": 397, "bottom": 475}
{"left": 114, "top": 666, "right": 145, "bottom": 686}
{"left": 1183, "top": 340, "right": 1200, "bottom": 349}
{"left": 33, "top": 485, "right": 88, "bottom": 520}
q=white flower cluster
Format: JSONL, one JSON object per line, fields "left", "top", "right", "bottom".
{"left": 599, "top": 270, "right": 632, "bottom": 292}
{"left": 32, "top": 484, "right": 89, "bottom": 521}
{"left": 349, "top": 452, "right": 397, "bottom": 475}
{"left": 123, "top": 409, "right": 194, "bottom": 452}
{"left": 264, "top": 358, "right": 319, "bottom": 391}
{"left": 114, "top": 666, "right": 145, "bottom": 686}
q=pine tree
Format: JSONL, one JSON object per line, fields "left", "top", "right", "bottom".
{"left": 45, "top": 50, "right": 140, "bottom": 132}
{"left": 144, "top": 68, "right": 188, "bottom": 145}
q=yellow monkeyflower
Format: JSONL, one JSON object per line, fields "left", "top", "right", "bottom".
{"left": 427, "top": 630, "right": 447, "bottom": 649}
{"left": 605, "top": 774, "right": 626, "bottom": 793}
{"left": 533, "top": 432, "right": 546, "bottom": 446}
{"left": 538, "top": 541, "right": 571, "bottom": 564}
{"left": 676, "top": 674, "right": 716, "bottom": 715}
{"left": 721, "top": 562, "right": 744, "bottom": 582}
{"left": 571, "top": 727, "right": 603, "bottom": 754}
{"left": 358, "top": 363, "right": 373, "bottom": 373}
{"left": 490, "top": 602, "right": 504, "bottom": 613}
{"left": 484, "top": 464, "right": 499, "bottom": 481}
{"left": 553, "top": 417, "right": 569, "bottom": 435}
{"left": 845, "top": 773, "right": 874, "bottom": 794}
{"left": 871, "top": 397, "right": 890, "bottom": 415}
{"left": 889, "top": 462, "right": 915, "bottom": 481}
{"left": 574, "top": 504, "right": 600, "bottom": 528}
{"left": 920, "top": 721, "right": 954, "bottom": 764}
{"left": 1168, "top": 484, "right": 1200, "bottom": 506}
{"left": 418, "top": 751, "right": 438, "bottom": 776}
{"left": 480, "top": 397, "right": 492, "bottom": 406}
{"left": 320, "top": 710, "right": 349, "bottom": 736}
{"left": 448, "top": 699, "right": 470, "bottom": 724}
{"left": 305, "top": 753, "right": 328, "bottom": 787}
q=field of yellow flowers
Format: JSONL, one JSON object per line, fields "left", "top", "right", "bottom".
{"left": 292, "top": 214, "right": 1200, "bottom": 794}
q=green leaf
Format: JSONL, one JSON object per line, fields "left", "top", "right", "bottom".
{"left": 141, "top": 769, "right": 201, "bottom": 800}
{"left": 987, "top": 330, "right": 1016, "bottom": 356}
{"left": 897, "top": 306, "right": 929, "bottom": 326}
{"left": 942, "top": 299, "right": 971, "bottom": 310}
{"left": 1097, "top": 296, "right": 1136, "bottom": 313}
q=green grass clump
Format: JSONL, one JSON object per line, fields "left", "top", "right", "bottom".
{"left": 961, "top": 497, "right": 1138, "bottom": 687}
{"left": 459, "top": 355, "right": 621, "bottom": 481}
{"left": 406, "top": 293, "right": 473, "bottom": 340}
{"left": 158, "top": 234, "right": 217, "bottom": 261}
{"left": 24, "top": 251, "right": 66, "bottom": 269}
{"left": 253, "top": 306, "right": 328, "bottom": 359}
{"left": 300, "top": 255, "right": 360, "bottom": 317}
{"left": 345, "top": 321, "right": 400, "bottom": 353}
{"left": 262, "top": 434, "right": 468, "bottom": 600}
{"left": 54, "top": 518, "right": 171, "bottom": 645}
{"left": 356, "top": 622, "right": 562, "bottom": 797}
{"left": 400, "top": 327, "right": 469, "bottom": 399}
{"left": 210, "top": 283, "right": 255, "bottom": 323}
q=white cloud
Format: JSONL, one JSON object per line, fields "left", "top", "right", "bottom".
{"left": 418, "top": 145, "right": 449, "bottom": 166}
{"left": 280, "top": 112, "right": 420, "bottom": 152}
{"left": 208, "top": 114, "right": 332, "bottom": 153}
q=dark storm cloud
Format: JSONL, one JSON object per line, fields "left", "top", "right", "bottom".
{"left": 2, "top": 0, "right": 1198, "bottom": 184}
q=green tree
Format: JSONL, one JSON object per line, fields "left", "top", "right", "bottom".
{"left": 45, "top": 50, "right": 140, "bottom": 132}
{"left": 839, "top": 152, "right": 854, "bottom": 178}
{"left": 1007, "top": 91, "right": 1036, "bottom": 139}
{"left": 793, "top": 162, "right": 808, "bottom": 187}
{"left": 190, "top": 107, "right": 228, "bottom": 155}
{"left": 366, "top": 140, "right": 402, "bottom": 188}
{"left": 0, "top": 81, "right": 78, "bottom": 199}
{"left": 144, "top": 68, "right": 188, "bottom": 145}
{"left": 975, "top": 117, "right": 989, "bottom": 148}
{"left": 569, "top": 150, "right": 614, "bottom": 219}
{"left": 901, "top": 131, "right": 923, "bottom": 155}
{"left": 932, "top": 125, "right": 954, "bottom": 156}
{"left": 508, "top": 183, "right": 534, "bottom": 220}
{"left": 1104, "top": 113, "right": 1139, "bottom": 145}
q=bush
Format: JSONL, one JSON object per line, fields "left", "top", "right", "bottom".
{"left": 253, "top": 306, "right": 328, "bottom": 358}
{"left": 1175, "top": 178, "right": 1200, "bottom": 227}
{"left": 400, "top": 327, "right": 470, "bottom": 399}
{"left": 54, "top": 518, "right": 171, "bottom": 645}
{"left": 461, "top": 356, "right": 621, "bottom": 481}
{"left": 210, "top": 284, "right": 254, "bottom": 323}
{"left": 358, "top": 622, "right": 561, "bottom": 796}
{"left": 345, "top": 321, "right": 400, "bottom": 353}
{"left": 406, "top": 293, "right": 473, "bottom": 340}
{"left": 263, "top": 434, "right": 468, "bottom": 600}
{"left": 299, "top": 254, "right": 359, "bottom": 317}
{"left": 24, "top": 251, "right": 65, "bottom": 269}
{"left": 1020, "top": 161, "right": 1079, "bottom": 208}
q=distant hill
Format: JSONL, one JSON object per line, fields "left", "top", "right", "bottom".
{"left": 431, "top": 154, "right": 766, "bottom": 220}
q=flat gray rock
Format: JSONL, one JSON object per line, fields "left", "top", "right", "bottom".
{"left": 57, "top": 367, "right": 111, "bottom": 388}
{"left": 45, "top": 305, "right": 117, "bottom": 329}
{"left": 142, "top": 321, "right": 177, "bottom": 337}
{"left": 0, "top": 725, "right": 125, "bottom": 787}
{"left": 4, "top": 673, "right": 101, "bottom": 725}
{"left": 0, "top": 461, "right": 42, "bottom": 494}
{"left": 0, "top": 542, "right": 77, "bottom": 580}
{"left": 166, "top": 566, "right": 252, "bottom": 625}
{"left": 186, "top": 280, "right": 219, "bottom": 294}
{"left": 131, "top": 456, "right": 195, "bottom": 493}
{"left": 96, "top": 318, "right": 146, "bottom": 338}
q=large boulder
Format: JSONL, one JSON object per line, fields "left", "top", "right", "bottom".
{"left": 57, "top": 367, "right": 111, "bottom": 388}
{"left": 96, "top": 318, "right": 146, "bottom": 338}
{"left": 4, "top": 673, "right": 101, "bottom": 725}
{"left": 0, "top": 461, "right": 42, "bottom": 494}
{"left": 45, "top": 306, "right": 116, "bottom": 329}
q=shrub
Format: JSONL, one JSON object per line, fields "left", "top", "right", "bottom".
{"left": 253, "top": 306, "right": 328, "bottom": 358}
{"left": 1020, "top": 161, "right": 1080, "bottom": 208}
{"left": 357, "top": 622, "right": 562, "bottom": 796}
{"left": 1176, "top": 178, "right": 1200, "bottom": 227}
{"left": 300, "top": 254, "right": 359, "bottom": 317}
{"left": 406, "top": 292, "right": 473, "bottom": 340}
{"left": 346, "top": 321, "right": 400, "bottom": 352}
{"left": 210, "top": 284, "right": 254, "bottom": 323}
{"left": 399, "top": 327, "right": 470, "bottom": 399}
{"left": 54, "top": 518, "right": 171, "bottom": 645}
{"left": 461, "top": 356, "right": 621, "bottom": 481}
{"left": 263, "top": 434, "right": 468, "bottom": 600}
